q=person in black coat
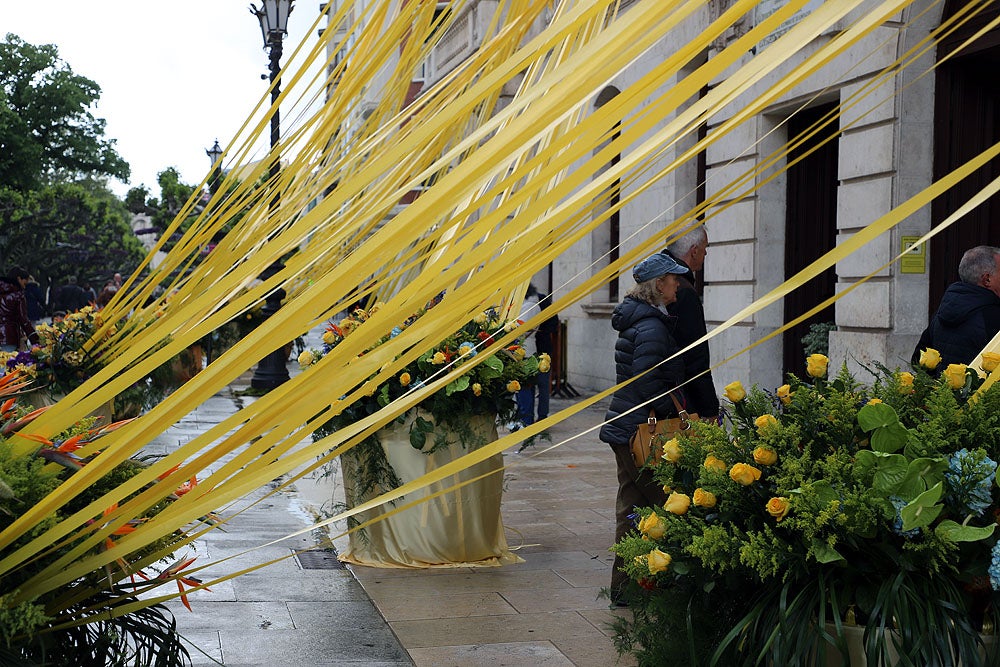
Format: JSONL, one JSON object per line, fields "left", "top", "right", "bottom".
{"left": 912, "top": 245, "right": 1000, "bottom": 368}
{"left": 24, "top": 275, "right": 45, "bottom": 324}
{"left": 599, "top": 251, "right": 688, "bottom": 605}
{"left": 665, "top": 224, "right": 719, "bottom": 419}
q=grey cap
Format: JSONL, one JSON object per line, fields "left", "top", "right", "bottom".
{"left": 632, "top": 252, "right": 688, "bottom": 283}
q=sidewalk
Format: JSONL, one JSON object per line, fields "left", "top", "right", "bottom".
{"left": 152, "top": 361, "right": 632, "bottom": 666}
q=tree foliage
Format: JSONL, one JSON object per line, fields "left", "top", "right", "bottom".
{"left": 0, "top": 33, "right": 129, "bottom": 191}
{"left": 0, "top": 181, "right": 146, "bottom": 295}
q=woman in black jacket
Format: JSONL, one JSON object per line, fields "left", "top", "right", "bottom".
{"left": 599, "top": 251, "right": 688, "bottom": 605}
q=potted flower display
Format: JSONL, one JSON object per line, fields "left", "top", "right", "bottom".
{"left": 611, "top": 351, "right": 1000, "bottom": 666}
{"left": 303, "top": 299, "right": 548, "bottom": 568}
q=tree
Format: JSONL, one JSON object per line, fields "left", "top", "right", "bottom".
{"left": 0, "top": 33, "right": 129, "bottom": 191}
{"left": 0, "top": 181, "right": 146, "bottom": 301}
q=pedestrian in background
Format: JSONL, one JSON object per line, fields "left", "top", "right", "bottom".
{"left": 912, "top": 245, "right": 1000, "bottom": 368}
{"left": 24, "top": 275, "right": 45, "bottom": 324}
{"left": 0, "top": 267, "right": 40, "bottom": 352}
{"left": 664, "top": 223, "right": 719, "bottom": 420}
{"left": 599, "top": 251, "right": 688, "bottom": 606}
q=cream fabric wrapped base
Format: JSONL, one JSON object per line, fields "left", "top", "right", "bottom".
{"left": 339, "top": 410, "right": 522, "bottom": 569}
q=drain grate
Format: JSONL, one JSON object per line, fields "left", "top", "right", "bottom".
{"left": 294, "top": 548, "right": 345, "bottom": 570}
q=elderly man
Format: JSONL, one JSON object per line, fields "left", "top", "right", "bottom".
{"left": 913, "top": 245, "right": 1000, "bottom": 368}
{"left": 664, "top": 224, "right": 719, "bottom": 419}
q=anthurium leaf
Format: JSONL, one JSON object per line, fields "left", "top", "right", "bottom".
{"left": 857, "top": 403, "right": 900, "bottom": 432}
{"left": 896, "top": 458, "right": 949, "bottom": 500}
{"left": 935, "top": 520, "right": 996, "bottom": 543}
{"left": 900, "top": 482, "right": 944, "bottom": 531}
{"left": 445, "top": 376, "right": 470, "bottom": 396}
{"left": 809, "top": 479, "right": 839, "bottom": 505}
{"left": 478, "top": 355, "right": 503, "bottom": 380}
{"left": 872, "top": 454, "right": 908, "bottom": 495}
{"left": 811, "top": 540, "right": 844, "bottom": 564}
{"left": 870, "top": 421, "right": 909, "bottom": 454}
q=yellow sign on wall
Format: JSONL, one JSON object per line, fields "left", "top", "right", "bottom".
{"left": 900, "top": 236, "right": 926, "bottom": 274}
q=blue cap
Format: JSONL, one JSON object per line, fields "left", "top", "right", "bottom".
{"left": 632, "top": 252, "right": 688, "bottom": 283}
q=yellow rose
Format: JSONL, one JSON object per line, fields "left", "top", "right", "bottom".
{"left": 703, "top": 454, "right": 727, "bottom": 472}
{"left": 663, "top": 492, "right": 691, "bottom": 515}
{"left": 646, "top": 548, "right": 672, "bottom": 574}
{"left": 724, "top": 380, "right": 746, "bottom": 403}
{"left": 692, "top": 488, "right": 717, "bottom": 508}
{"left": 919, "top": 347, "right": 942, "bottom": 370}
{"left": 662, "top": 437, "right": 682, "bottom": 463}
{"left": 297, "top": 349, "right": 316, "bottom": 367}
{"left": 431, "top": 351, "right": 448, "bottom": 365}
{"left": 754, "top": 414, "right": 778, "bottom": 434}
{"left": 943, "top": 363, "right": 967, "bottom": 389}
{"left": 662, "top": 484, "right": 673, "bottom": 494}
{"left": 399, "top": 372, "right": 411, "bottom": 386}
{"left": 867, "top": 398, "right": 882, "bottom": 405}
{"left": 982, "top": 352, "right": 1000, "bottom": 374}
{"left": 474, "top": 312, "right": 489, "bottom": 324}
{"left": 472, "top": 383, "right": 482, "bottom": 396}
{"left": 729, "top": 462, "right": 762, "bottom": 486}
{"left": 766, "top": 497, "right": 791, "bottom": 521}
{"left": 897, "top": 371, "right": 914, "bottom": 393}
{"left": 537, "top": 353, "right": 551, "bottom": 373}
{"left": 776, "top": 384, "right": 792, "bottom": 405}
{"left": 507, "top": 380, "right": 521, "bottom": 392}
{"left": 806, "top": 353, "right": 829, "bottom": 378}
{"left": 322, "top": 330, "right": 338, "bottom": 345}
{"left": 511, "top": 346, "right": 526, "bottom": 360}
{"left": 752, "top": 446, "right": 777, "bottom": 466}
{"left": 638, "top": 513, "right": 666, "bottom": 540}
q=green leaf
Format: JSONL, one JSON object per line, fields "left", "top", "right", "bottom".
{"left": 477, "top": 355, "right": 504, "bottom": 381}
{"left": 896, "top": 458, "right": 949, "bottom": 500}
{"left": 870, "top": 421, "right": 909, "bottom": 454}
{"left": 857, "top": 403, "right": 899, "bottom": 432}
{"left": 811, "top": 540, "right": 844, "bottom": 564}
{"left": 409, "top": 429, "right": 426, "bottom": 450}
{"left": 445, "top": 375, "right": 470, "bottom": 396}
{"left": 900, "top": 482, "right": 944, "bottom": 532}
{"left": 935, "top": 520, "right": 996, "bottom": 543}
{"left": 872, "top": 454, "right": 908, "bottom": 495}
{"left": 808, "top": 479, "right": 839, "bottom": 505}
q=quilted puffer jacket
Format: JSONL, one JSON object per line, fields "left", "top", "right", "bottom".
{"left": 599, "top": 297, "right": 686, "bottom": 446}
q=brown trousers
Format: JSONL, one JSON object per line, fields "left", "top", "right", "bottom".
{"left": 610, "top": 443, "right": 668, "bottom": 600}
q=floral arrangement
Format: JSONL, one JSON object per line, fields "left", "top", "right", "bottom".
{"left": 0, "top": 370, "right": 209, "bottom": 664}
{"left": 1, "top": 307, "right": 107, "bottom": 397}
{"left": 303, "top": 299, "right": 548, "bottom": 505}
{"left": 303, "top": 299, "right": 549, "bottom": 448}
{"left": 0, "top": 306, "right": 177, "bottom": 416}
{"left": 611, "top": 350, "right": 1000, "bottom": 665}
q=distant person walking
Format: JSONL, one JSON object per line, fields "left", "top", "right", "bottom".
{"left": 0, "top": 267, "right": 40, "bottom": 352}
{"left": 24, "top": 275, "right": 45, "bottom": 324}
{"left": 912, "top": 245, "right": 1000, "bottom": 368}
{"left": 54, "top": 276, "right": 88, "bottom": 314}
{"left": 664, "top": 223, "right": 719, "bottom": 420}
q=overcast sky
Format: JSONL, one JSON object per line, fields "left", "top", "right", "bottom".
{"left": 5, "top": 2, "right": 322, "bottom": 197}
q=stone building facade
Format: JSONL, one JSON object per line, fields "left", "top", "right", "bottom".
{"left": 329, "top": 0, "right": 1000, "bottom": 393}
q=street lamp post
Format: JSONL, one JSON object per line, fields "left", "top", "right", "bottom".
{"left": 249, "top": 0, "right": 294, "bottom": 390}
{"left": 205, "top": 139, "right": 223, "bottom": 195}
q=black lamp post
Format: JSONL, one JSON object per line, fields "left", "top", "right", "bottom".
{"left": 249, "top": 0, "right": 294, "bottom": 390}
{"left": 205, "top": 139, "right": 223, "bottom": 195}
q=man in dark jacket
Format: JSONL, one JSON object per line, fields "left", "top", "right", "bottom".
{"left": 664, "top": 224, "right": 719, "bottom": 419}
{"left": 0, "top": 267, "right": 40, "bottom": 352}
{"left": 912, "top": 245, "right": 1000, "bottom": 368}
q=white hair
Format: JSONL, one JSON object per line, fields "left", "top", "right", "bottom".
{"left": 666, "top": 224, "right": 708, "bottom": 257}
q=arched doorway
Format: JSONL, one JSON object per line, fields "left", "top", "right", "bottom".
{"left": 930, "top": 2, "right": 1000, "bottom": 312}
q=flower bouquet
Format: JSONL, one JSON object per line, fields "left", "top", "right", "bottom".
{"left": 611, "top": 351, "right": 1000, "bottom": 665}
{"left": 302, "top": 299, "right": 547, "bottom": 567}
{"left": 1, "top": 306, "right": 176, "bottom": 418}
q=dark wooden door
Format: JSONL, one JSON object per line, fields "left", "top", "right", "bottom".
{"left": 930, "top": 3, "right": 1000, "bottom": 314}
{"left": 783, "top": 103, "right": 839, "bottom": 377}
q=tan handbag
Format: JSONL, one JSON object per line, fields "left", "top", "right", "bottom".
{"left": 629, "top": 394, "right": 697, "bottom": 468}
